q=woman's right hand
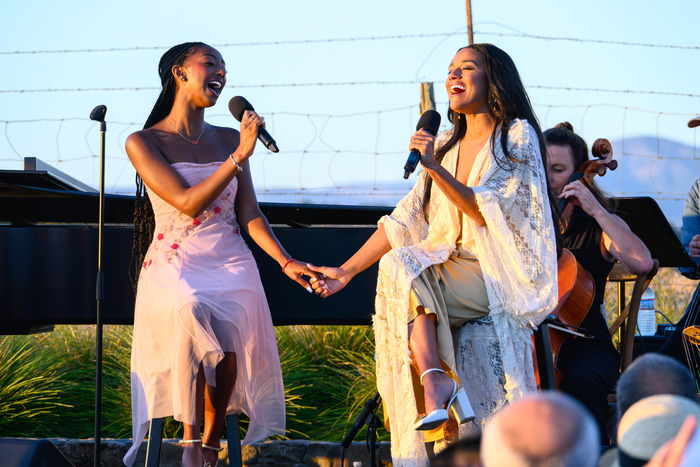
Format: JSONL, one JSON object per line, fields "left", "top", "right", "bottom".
{"left": 410, "top": 129, "right": 438, "bottom": 171}
{"left": 236, "top": 110, "right": 264, "bottom": 162}
{"left": 307, "top": 265, "right": 351, "bottom": 298}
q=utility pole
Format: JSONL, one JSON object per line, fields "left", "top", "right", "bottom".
{"left": 466, "top": 0, "right": 474, "bottom": 45}
{"left": 419, "top": 1, "right": 472, "bottom": 115}
{"left": 420, "top": 82, "right": 435, "bottom": 115}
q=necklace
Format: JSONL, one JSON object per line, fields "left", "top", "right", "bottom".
{"left": 166, "top": 118, "right": 205, "bottom": 145}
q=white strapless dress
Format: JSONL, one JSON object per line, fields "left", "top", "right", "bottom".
{"left": 124, "top": 162, "right": 285, "bottom": 466}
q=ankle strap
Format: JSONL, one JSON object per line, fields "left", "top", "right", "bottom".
{"left": 181, "top": 439, "right": 202, "bottom": 444}
{"left": 202, "top": 443, "right": 224, "bottom": 452}
{"left": 419, "top": 368, "right": 446, "bottom": 385}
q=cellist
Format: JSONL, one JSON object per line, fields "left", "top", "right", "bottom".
{"left": 544, "top": 122, "right": 653, "bottom": 444}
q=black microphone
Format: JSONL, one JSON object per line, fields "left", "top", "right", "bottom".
{"left": 90, "top": 105, "right": 107, "bottom": 132}
{"left": 341, "top": 393, "right": 381, "bottom": 449}
{"left": 403, "top": 110, "right": 441, "bottom": 179}
{"left": 90, "top": 105, "right": 107, "bottom": 123}
{"left": 228, "top": 96, "right": 279, "bottom": 153}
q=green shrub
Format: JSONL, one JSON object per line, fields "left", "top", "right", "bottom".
{"left": 2, "top": 268, "right": 693, "bottom": 442}
{"left": 0, "top": 324, "right": 386, "bottom": 441}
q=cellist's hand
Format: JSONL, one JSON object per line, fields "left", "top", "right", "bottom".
{"left": 559, "top": 180, "right": 605, "bottom": 218}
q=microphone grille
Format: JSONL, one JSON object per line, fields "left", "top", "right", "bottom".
{"left": 228, "top": 96, "right": 254, "bottom": 122}
{"left": 90, "top": 105, "right": 107, "bottom": 122}
{"left": 416, "top": 110, "right": 441, "bottom": 136}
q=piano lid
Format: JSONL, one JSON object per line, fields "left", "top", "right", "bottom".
{"left": 8, "top": 157, "right": 98, "bottom": 192}
{"left": 0, "top": 157, "right": 392, "bottom": 226}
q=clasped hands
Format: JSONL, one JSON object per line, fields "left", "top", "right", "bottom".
{"left": 283, "top": 261, "right": 348, "bottom": 298}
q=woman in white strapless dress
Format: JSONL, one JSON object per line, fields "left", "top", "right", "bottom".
{"left": 122, "top": 42, "right": 320, "bottom": 467}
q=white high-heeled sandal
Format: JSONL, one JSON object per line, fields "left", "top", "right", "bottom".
{"left": 413, "top": 368, "right": 475, "bottom": 431}
{"left": 180, "top": 440, "right": 203, "bottom": 467}
{"left": 202, "top": 443, "right": 223, "bottom": 467}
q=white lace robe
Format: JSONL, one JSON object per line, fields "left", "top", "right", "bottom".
{"left": 373, "top": 119, "right": 558, "bottom": 466}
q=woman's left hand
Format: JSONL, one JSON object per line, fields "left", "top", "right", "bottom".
{"left": 283, "top": 260, "right": 328, "bottom": 294}
{"left": 560, "top": 180, "right": 604, "bottom": 217}
{"left": 410, "top": 129, "right": 438, "bottom": 171}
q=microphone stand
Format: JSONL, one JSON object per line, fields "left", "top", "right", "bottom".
{"left": 341, "top": 392, "right": 382, "bottom": 466}
{"left": 90, "top": 105, "right": 107, "bottom": 467}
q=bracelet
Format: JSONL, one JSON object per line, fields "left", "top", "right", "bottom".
{"left": 282, "top": 258, "right": 297, "bottom": 272}
{"left": 229, "top": 153, "right": 243, "bottom": 173}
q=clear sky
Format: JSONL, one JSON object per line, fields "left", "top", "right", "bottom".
{"left": 1, "top": 0, "right": 699, "bottom": 224}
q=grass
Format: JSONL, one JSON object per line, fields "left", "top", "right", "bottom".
{"left": 0, "top": 267, "right": 694, "bottom": 442}
{"left": 0, "top": 324, "right": 386, "bottom": 442}
{"left": 604, "top": 267, "right": 696, "bottom": 336}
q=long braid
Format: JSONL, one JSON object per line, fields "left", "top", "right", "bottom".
{"left": 129, "top": 42, "right": 206, "bottom": 291}
{"left": 130, "top": 175, "right": 155, "bottom": 290}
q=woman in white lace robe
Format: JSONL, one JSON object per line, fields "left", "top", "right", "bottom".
{"left": 310, "top": 44, "right": 559, "bottom": 466}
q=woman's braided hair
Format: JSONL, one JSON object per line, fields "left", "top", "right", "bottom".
{"left": 130, "top": 42, "right": 206, "bottom": 291}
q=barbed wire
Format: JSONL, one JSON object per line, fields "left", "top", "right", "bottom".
{"left": 1, "top": 29, "right": 697, "bottom": 55}
{"left": 2, "top": 83, "right": 699, "bottom": 98}
{"left": 2, "top": 102, "right": 698, "bottom": 213}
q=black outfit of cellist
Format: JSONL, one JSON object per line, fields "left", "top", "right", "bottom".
{"left": 558, "top": 208, "right": 620, "bottom": 445}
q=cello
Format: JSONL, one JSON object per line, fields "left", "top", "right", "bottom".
{"left": 536, "top": 138, "right": 618, "bottom": 388}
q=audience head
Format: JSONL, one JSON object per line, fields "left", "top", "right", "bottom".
{"left": 430, "top": 435, "right": 481, "bottom": 467}
{"left": 614, "top": 394, "right": 700, "bottom": 465}
{"left": 480, "top": 391, "right": 598, "bottom": 467}
{"left": 616, "top": 353, "right": 697, "bottom": 422}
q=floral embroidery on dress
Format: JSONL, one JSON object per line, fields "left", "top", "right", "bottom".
{"left": 140, "top": 190, "right": 240, "bottom": 272}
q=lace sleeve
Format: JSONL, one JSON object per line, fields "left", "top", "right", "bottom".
{"left": 379, "top": 130, "right": 454, "bottom": 249}
{"left": 470, "top": 119, "right": 558, "bottom": 325}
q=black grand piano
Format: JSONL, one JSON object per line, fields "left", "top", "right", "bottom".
{"left": 0, "top": 158, "right": 393, "bottom": 334}
{"left": 1, "top": 158, "right": 694, "bottom": 335}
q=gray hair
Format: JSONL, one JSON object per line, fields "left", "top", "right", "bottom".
{"left": 616, "top": 353, "right": 697, "bottom": 421}
{"left": 481, "top": 391, "right": 598, "bottom": 467}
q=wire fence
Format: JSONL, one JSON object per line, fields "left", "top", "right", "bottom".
{"left": 1, "top": 103, "right": 698, "bottom": 217}
{"left": 1, "top": 26, "right": 698, "bottom": 225}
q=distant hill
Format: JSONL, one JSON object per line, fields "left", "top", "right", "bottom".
{"left": 598, "top": 136, "right": 699, "bottom": 228}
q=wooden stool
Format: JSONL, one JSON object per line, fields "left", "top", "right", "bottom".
{"left": 145, "top": 414, "right": 242, "bottom": 467}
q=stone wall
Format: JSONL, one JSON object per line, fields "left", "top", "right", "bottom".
{"left": 45, "top": 438, "right": 393, "bottom": 467}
